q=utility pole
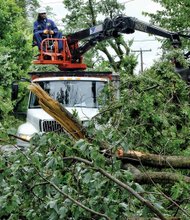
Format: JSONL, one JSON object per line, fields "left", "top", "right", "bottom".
{"left": 132, "top": 48, "right": 152, "bottom": 72}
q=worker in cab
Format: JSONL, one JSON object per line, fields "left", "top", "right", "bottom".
{"left": 33, "top": 7, "right": 63, "bottom": 51}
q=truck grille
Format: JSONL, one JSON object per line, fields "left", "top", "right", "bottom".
{"left": 40, "top": 120, "right": 65, "bottom": 133}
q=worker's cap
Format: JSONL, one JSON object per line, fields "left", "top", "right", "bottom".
{"left": 37, "top": 7, "right": 46, "bottom": 14}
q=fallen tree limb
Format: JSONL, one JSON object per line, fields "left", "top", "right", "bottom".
{"left": 28, "top": 84, "right": 190, "bottom": 170}
{"left": 134, "top": 171, "right": 190, "bottom": 184}
{"left": 123, "top": 164, "right": 190, "bottom": 184}
{"left": 28, "top": 83, "right": 190, "bottom": 175}
{"left": 119, "top": 150, "right": 190, "bottom": 169}
{"left": 28, "top": 83, "right": 89, "bottom": 140}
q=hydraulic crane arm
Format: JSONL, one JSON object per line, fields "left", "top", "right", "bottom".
{"left": 67, "top": 15, "right": 182, "bottom": 60}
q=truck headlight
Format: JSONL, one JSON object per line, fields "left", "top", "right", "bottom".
{"left": 19, "top": 134, "right": 32, "bottom": 141}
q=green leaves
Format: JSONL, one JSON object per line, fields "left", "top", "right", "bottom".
{"left": 1, "top": 0, "right": 190, "bottom": 219}
{"left": 0, "top": 130, "right": 133, "bottom": 220}
{"left": 58, "top": 206, "right": 68, "bottom": 218}
{"left": 0, "top": 0, "right": 34, "bottom": 120}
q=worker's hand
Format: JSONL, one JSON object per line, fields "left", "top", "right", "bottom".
{"left": 43, "top": 29, "right": 49, "bottom": 34}
{"left": 49, "top": 30, "right": 54, "bottom": 35}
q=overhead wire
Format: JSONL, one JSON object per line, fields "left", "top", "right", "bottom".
{"left": 122, "top": 0, "right": 135, "bottom": 4}
{"left": 40, "top": 1, "right": 63, "bottom": 4}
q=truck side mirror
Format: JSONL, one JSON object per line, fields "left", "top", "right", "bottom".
{"left": 11, "top": 83, "right": 19, "bottom": 100}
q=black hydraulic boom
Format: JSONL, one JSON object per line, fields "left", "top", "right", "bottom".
{"left": 65, "top": 15, "right": 190, "bottom": 81}
{"left": 67, "top": 15, "right": 183, "bottom": 59}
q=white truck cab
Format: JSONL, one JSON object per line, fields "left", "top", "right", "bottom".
{"left": 16, "top": 72, "right": 119, "bottom": 147}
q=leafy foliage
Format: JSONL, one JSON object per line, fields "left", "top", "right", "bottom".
{"left": 0, "top": 132, "right": 169, "bottom": 219}
{"left": 0, "top": 0, "right": 33, "bottom": 116}
{"left": 144, "top": 0, "right": 190, "bottom": 32}
{"left": 144, "top": 0, "right": 190, "bottom": 50}
{"left": 100, "top": 53, "right": 190, "bottom": 155}
{"left": 0, "top": 0, "right": 42, "bottom": 124}
{"left": 1, "top": 0, "right": 190, "bottom": 219}
{"left": 0, "top": 0, "right": 40, "bottom": 145}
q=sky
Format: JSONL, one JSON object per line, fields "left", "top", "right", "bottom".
{"left": 39, "top": 0, "right": 163, "bottom": 72}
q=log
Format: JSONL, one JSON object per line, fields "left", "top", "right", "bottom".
{"left": 123, "top": 164, "right": 190, "bottom": 184}
{"left": 119, "top": 150, "right": 190, "bottom": 169}
{"left": 134, "top": 171, "right": 190, "bottom": 184}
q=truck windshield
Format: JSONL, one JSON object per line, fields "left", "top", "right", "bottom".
{"left": 29, "top": 80, "right": 106, "bottom": 108}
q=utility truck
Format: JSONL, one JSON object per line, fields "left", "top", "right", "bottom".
{"left": 16, "top": 71, "right": 118, "bottom": 147}
{"left": 14, "top": 15, "right": 190, "bottom": 147}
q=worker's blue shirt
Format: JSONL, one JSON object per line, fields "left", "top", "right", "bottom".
{"left": 33, "top": 18, "right": 58, "bottom": 34}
